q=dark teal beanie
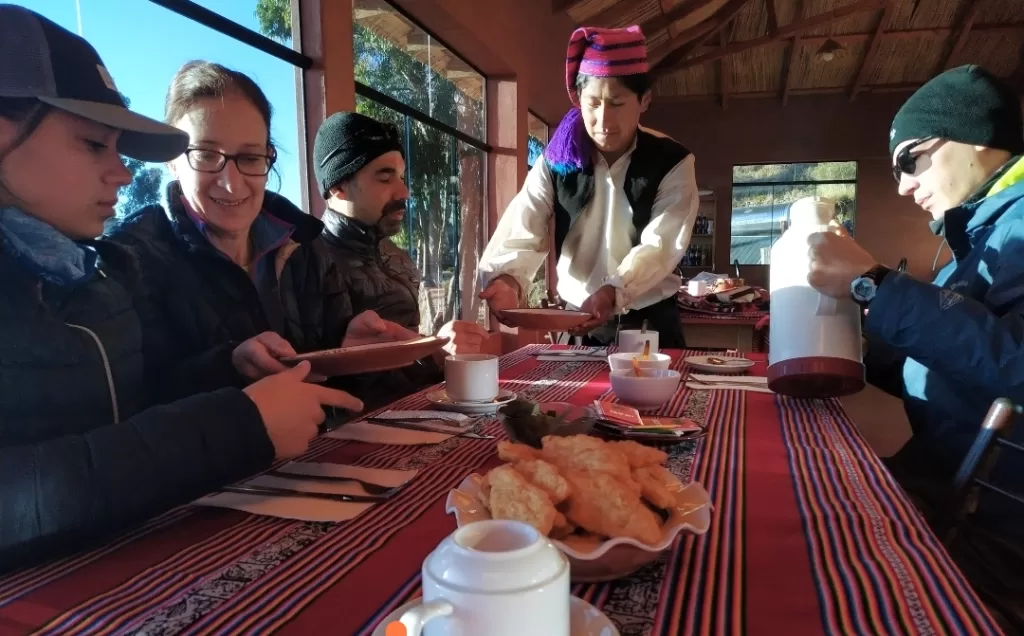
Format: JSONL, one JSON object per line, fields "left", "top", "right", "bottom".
{"left": 889, "top": 65, "right": 1024, "bottom": 156}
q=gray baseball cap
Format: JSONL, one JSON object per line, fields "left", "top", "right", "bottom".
{"left": 0, "top": 4, "right": 188, "bottom": 162}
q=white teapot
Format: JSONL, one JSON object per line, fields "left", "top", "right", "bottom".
{"left": 766, "top": 196, "right": 865, "bottom": 398}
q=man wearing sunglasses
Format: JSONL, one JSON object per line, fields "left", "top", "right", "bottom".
{"left": 807, "top": 65, "right": 1024, "bottom": 550}
{"left": 313, "top": 111, "right": 491, "bottom": 408}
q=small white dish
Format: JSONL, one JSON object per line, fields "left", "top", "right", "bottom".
{"left": 426, "top": 388, "right": 517, "bottom": 414}
{"left": 683, "top": 355, "right": 755, "bottom": 374}
{"left": 371, "top": 596, "right": 621, "bottom": 636}
{"left": 608, "top": 369, "right": 682, "bottom": 411}
{"left": 607, "top": 352, "right": 672, "bottom": 373}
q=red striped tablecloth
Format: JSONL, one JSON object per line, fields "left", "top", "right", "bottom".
{"left": 0, "top": 346, "right": 998, "bottom": 635}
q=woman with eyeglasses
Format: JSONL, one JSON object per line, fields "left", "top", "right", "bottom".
{"left": 109, "top": 62, "right": 414, "bottom": 390}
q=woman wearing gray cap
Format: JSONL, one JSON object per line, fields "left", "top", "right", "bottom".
{"left": 0, "top": 5, "right": 363, "bottom": 571}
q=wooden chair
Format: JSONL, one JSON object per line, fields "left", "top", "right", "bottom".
{"left": 940, "top": 398, "right": 1024, "bottom": 544}
{"left": 939, "top": 398, "right": 1024, "bottom": 633}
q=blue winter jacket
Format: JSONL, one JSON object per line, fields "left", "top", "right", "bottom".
{"left": 866, "top": 157, "right": 1024, "bottom": 537}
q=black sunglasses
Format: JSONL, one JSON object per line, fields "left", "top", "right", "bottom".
{"left": 892, "top": 136, "right": 936, "bottom": 183}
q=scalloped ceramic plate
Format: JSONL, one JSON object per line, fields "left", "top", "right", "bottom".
{"left": 501, "top": 309, "right": 591, "bottom": 331}
{"left": 280, "top": 336, "right": 448, "bottom": 377}
{"left": 446, "top": 473, "right": 712, "bottom": 582}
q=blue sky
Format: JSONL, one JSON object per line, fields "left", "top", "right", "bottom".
{"left": 18, "top": 0, "right": 304, "bottom": 210}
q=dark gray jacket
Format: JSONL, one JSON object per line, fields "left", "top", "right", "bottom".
{"left": 0, "top": 241, "right": 273, "bottom": 572}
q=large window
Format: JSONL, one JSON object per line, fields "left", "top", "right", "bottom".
{"left": 21, "top": 0, "right": 305, "bottom": 220}
{"left": 526, "top": 112, "right": 549, "bottom": 308}
{"left": 353, "top": 0, "right": 488, "bottom": 331}
{"left": 730, "top": 162, "right": 857, "bottom": 265}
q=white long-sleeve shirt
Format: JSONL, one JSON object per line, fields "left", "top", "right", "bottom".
{"left": 479, "top": 129, "right": 699, "bottom": 312}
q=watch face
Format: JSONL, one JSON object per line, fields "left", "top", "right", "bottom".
{"left": 852, "top": 277, "right": 876, "bottom": 302}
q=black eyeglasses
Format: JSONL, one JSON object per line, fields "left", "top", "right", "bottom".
{"left": 184, "top": 148, "right": 277, "bottom": 176}
{"left": 892, "top": 136, "right": 936, "bottom": 183}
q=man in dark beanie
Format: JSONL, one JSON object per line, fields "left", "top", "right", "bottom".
{"left": 313, "top": 112, "right": 490, "bottom": 407}
{"left": 806, "top": 64, "right": 1024, "bottom": 622}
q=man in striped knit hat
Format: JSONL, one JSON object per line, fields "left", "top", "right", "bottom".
{"left": 478, "top": 25, "right": 699, "bottom": 348}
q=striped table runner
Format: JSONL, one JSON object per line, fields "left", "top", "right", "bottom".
{"left": 0, "top": 346, "right": 999, "bottom": 635}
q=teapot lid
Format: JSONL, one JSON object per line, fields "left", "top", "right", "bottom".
{"left": 788, "top": 196, "right": 836, "bottom": 226}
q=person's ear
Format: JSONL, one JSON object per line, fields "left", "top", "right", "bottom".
{"left": 328, "top": 181, "right": 351, "bottom": 202}
{"left": 639, "top": 91, "right": 652, "bottom": 114}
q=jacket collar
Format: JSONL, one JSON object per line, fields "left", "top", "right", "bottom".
{"left": 162, "top": 181, "right": 323, "bottom": 253}
{"left": 936, "top": 156, "right": 1024, "bottom": 258}
{"left": 0, "top": 206, "right": 98, "bottom": 286}
{"left": 322, "top": 209, "right": 382, "bottom": 251}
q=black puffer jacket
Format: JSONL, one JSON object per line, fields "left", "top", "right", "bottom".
{"left": 320, "top": 212, "right": 442, "bottom": 407}
{"left": 0, "top": 241, "right": 273, "bottom": 572}
{"left": 108, "top": 183, "right": 354, "bottom": 397}
{"left": 321, "top": 212, "right": 421, "bottom": 328}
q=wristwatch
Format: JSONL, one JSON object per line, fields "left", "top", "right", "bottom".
{"left": 850, "top": 265, "right": 892, "bottom": 307}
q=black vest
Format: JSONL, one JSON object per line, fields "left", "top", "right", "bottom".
{"left": 552, "top": 129, "right": 691, "bottom": 259}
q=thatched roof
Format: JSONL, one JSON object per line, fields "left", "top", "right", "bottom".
{"left": 553, "top": 0, "right": 1024, "bottom": 105}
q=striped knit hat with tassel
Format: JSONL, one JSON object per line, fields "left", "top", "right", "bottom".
{"left": 545, "top": 25, "right": 649, "bottom": 175}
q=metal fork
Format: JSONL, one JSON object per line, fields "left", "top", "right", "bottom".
{"left": 266, "top": 470, "right": 403, "bottom": 496}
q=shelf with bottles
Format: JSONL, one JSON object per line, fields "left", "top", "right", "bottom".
{"left": 691, "top": 212, "right": 714, "bottom": 237}
{"left": 680, "top": 243, "right": 714, "bottom": 269}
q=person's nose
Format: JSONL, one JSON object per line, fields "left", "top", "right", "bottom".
{"left": 216, "top": 159, "right": 246, "bottom": 192}
{"left": 897, "top": 172, "right": 917, "bottom": 197}
{"left": 109, "top": 156, "right": 133, "bottom": 188}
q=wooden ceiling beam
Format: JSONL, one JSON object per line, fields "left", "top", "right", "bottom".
{"left": 719, "top": 29, "right": 730, "bottom": 109}
{"left": 941, "top": 0, "right": 983, "bottom": 72}
{"left": 765, "top": 0, "right": 778, "bottom": 35}
{"left": 551, "top": 0, "right": 585, "bottom": 14}
{"left": 779, "top": 0, "right": 803, "bottom": 105}
{"left": 641, "top": 0, "right": 728, "bottom": 37}
{"left": 651, "top": 0, "right": 752, "bottom": 71}
{"left": 849, "top": 4, "right": 891, "bottom": 100}
{"left": 655, "top": 0, "right": 887, "bottom": 76}
{"left": 587, "top": 0, "right": 652, "bottom": 29}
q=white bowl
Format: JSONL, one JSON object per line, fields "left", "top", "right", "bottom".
{"left": 607, "top": 352, "right": 672, "bottom": 373}
{"left": 609, "top": 369, "right": 682, "bottom": 410}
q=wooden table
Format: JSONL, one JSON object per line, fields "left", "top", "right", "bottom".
{"left": 0, "top": 346, "right": 998, "bottom": 635}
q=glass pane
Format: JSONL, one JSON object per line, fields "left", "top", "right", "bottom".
{"left": 355, "top": 96, "right": 486, "bottom": 328}
{"left": 21, "top": 0, "right": 304, "bottom": 219}
{"left": 200, "top": 0, "right": 298, "bottom": 48}
{"left": 733, "top": 163, "right": 794, "bottom": 184}
{"left": 730, "top": 184, "right": 815, "bottom": 265}
{"left": 790, "top": 161, "right": 858, "bottom": 182}
{"left": 353, "top": 0, "right": 485, "bottom": 142}
{"left": 526, "top": 113, "right": 548, "bottom": 305}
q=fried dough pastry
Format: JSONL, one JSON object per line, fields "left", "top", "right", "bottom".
{"left": 611, "top": 440, "right": 669, "bottom": 468}
{"left": 497, "top": 440, "right": 540, "bottom": 463}
{"left": 487, "top": 464, "right": 557, "bottom": 534}
{"left": 562, "top": 470, "right": 662, "bottom": 545}
{"left": 514, "top": 459, "right": 571, "bottom": 503}
{"left": 632, "top": 466, "right": 676, "bottom": 510}
{"left": 539, "top": 435, "right": 638, "bottom": 494}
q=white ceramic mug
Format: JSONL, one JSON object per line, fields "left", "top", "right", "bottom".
{"left": 618, "top": 329, "right": 659, "bottom": 354}
{"left": 399, "top": 520, "right": 571, "bottom": 636}
{"left": 445, "top": 354, "right": 499, "bottom": 403}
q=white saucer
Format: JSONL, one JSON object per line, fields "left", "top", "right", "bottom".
{"left": 426, "top": 388, "right": 517, "bottom": 414}
{"left": 683, "top": 354, "right": 755, "bottom": 374}
{"left": 371, "top": 595, "right": 620, "bottom": 635}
